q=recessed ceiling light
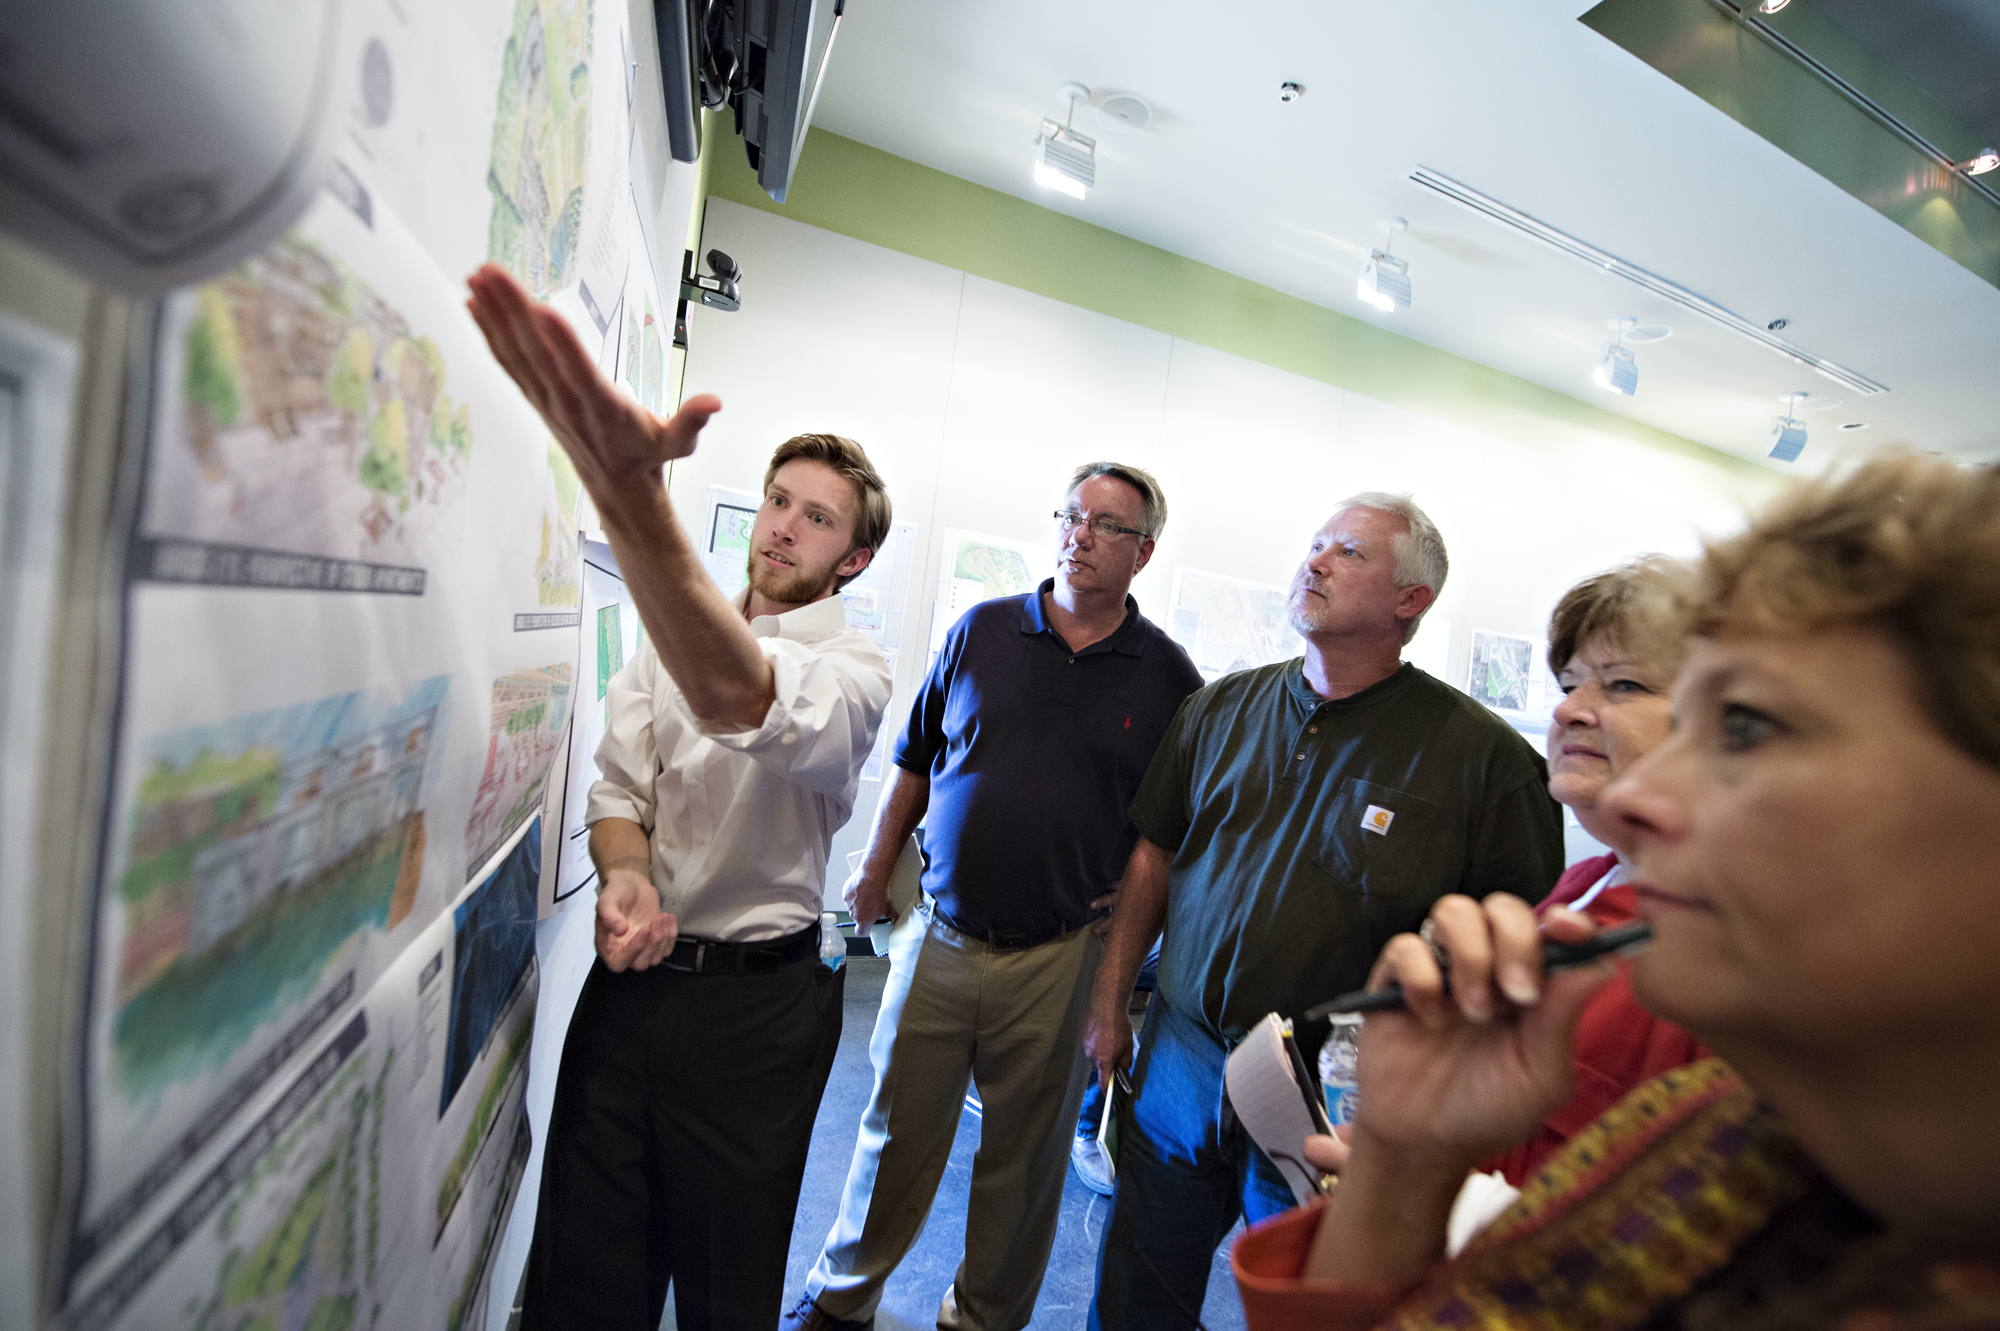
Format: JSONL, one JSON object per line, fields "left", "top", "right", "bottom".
{"left": 1279, "top": 81, "right": 1305, "bottom": 103}
{"left": 1097, "top": 92, "right": 1153, "bottom": 130}
{"left": 1837, "top": 421, "right": 1871, "bottom": 431}
{"left": 1623, "top": 324, "right": 1673, "bottom": 344}
{"left": 1960, "top": 148, "right": 2000, "bottom": 176}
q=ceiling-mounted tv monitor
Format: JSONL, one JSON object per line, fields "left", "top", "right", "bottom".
{"left": 653, "top": 0, "right": 843, "bottom": 204}
{"left": 654, "top": 0, "right": 702, "bottom": 163}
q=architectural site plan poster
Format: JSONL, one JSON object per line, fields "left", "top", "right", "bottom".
{"left": 54, "top": 0, "right": 657, "bottom": 1323}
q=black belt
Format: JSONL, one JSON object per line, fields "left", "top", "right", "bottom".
{"left": 930, "top": 904, "right": 1086, "bottom": 953}
{"left": 659, "top": 920, "right": 819, "bottom": 974}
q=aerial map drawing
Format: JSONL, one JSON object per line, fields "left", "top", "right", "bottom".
{"left": 157, "top": 234, "right": 474, "bottom": 572}
{"left": 950, "top": 532, "right": 1041, "bottom": 601}
{"left": 486, "top": 0, "right": 595, "bottom": 298}
{"left": 1468, "top": 629, "right": 1536, "bottom": 714}
{"left": 1169, "top": 567, "right": 1300, "bottom": 679}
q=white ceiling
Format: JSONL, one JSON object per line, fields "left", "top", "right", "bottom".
{"left": 808, "top": 0, "right": 2000, "bottom": 471}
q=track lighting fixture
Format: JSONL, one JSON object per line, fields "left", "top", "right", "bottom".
{"left": 1961, "top": 148, "right": 2000, "bottom": 176}
{"left": 1768, "top": 393, "right": 1808, "bottom": 462}
{"left": 1035, "top": 83, "right": 1096, "bottom": 199}
{"left": 1593, "top": 317, "right": 1638, "bottom": 396}
{"left": 1357, "top": 218, "right": 1410, "bottom": 313}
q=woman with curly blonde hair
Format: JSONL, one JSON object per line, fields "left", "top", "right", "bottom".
{"left": 1234, "top": 452, "right": 2000, "bottom": 1329}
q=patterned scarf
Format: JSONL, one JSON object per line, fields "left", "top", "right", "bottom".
{"left": 1381, "top": 1059, "right": 2000, "bottom": 1330}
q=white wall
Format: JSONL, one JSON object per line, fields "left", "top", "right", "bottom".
{"left": 677, "top": 198, "right": 1754, "bottom": 893}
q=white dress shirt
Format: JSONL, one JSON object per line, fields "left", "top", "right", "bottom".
{"left": 586, "top": 591, "right": 892, "bottom": 942}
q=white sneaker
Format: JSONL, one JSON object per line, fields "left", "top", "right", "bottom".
{"left": 1071, "top": 1134, "right": 1115, "bottom": 1196}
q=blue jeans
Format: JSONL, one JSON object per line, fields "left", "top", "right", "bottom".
{"left": 1087, "top": 999, "right": 1297, "bottom": 1331}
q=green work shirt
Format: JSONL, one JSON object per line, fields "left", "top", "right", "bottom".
{"left": 1130, "top": 660, "right": 1564, "bottom": 1045}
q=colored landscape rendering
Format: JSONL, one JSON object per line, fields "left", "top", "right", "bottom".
{"left": 463, "top": 665, "right": 573, "bottom": 873}
{"left": 112, "top": 679, "right": 447, "bottom": 1097}
{"left": 173, "top": 234, "right": 473, "bottom": 569}
{"left": 952, "top": 537, "right": 1037, "bottom": 600}
{"left": 486, "top": 0, "right": 594, "bottom": 299}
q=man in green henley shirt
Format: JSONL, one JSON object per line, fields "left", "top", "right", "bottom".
{"left": 1082, "top": 492, "right": 1565, "bottom": 1329}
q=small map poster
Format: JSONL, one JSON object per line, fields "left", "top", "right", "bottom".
{"left": 1168, "top": 566, "right": 1299, "bottom": 680}
{"left": 929, "top": 528, "right": 1052, "bottom": 656}
{"left": 702, "top": 483, "right": 761, "bottom": 602}
{"left": 1467, "top": 629, "right": 1538, "bottom": 716}
{"left": 841, "top": 519, "right": 916, "bottom": 658}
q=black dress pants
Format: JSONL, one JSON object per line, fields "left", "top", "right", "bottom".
{"left": 521, "top": 951, "right": 844, "bottom": 1331}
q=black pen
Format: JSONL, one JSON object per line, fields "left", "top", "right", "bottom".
{"left": 1305, "top": 920, "right": 1654, "bottom": 1019}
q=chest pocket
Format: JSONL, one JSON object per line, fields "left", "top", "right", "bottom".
{"left": 1307, "top": 777, "right": 1439, "bottom": 900}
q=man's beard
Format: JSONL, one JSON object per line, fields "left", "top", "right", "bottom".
{"left": 1285, "top": 579, "right": 1322, "bottom": 635}
{"left": 745, "top": 547, "right": 840, "bottom": 606}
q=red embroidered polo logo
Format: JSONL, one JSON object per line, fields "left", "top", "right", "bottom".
{"left": 1124, "top": 716, "right": 1132, "bottom": 730}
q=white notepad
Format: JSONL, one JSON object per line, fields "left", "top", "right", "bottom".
{"left": 846, "top": 834, "right": 924, "bottom": 955}
{"left": 1224, "top": 1012, "right": 1333, "bottom": 1206}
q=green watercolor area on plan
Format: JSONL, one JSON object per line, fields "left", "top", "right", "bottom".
{"left": 114, "top": 822, "right": 412, "bottom": 1096}
{"left": 596, "top": 604, "right": 622, "bottom": 701}
{"left": 434, "top": 1012, "right": 534, "bottom": 1236}
{"left": 214, "top": 1054, "right": 372, "bottom": 1331}
{"left": 954, "top": 544, "right": 1033, "bottom": 600}
{"left": 713, "top": 504, "right": 756, "bottom": 554}
{"left": 118, "top": 766, "right": 281, "bottom": 905}
{"left": 447, "top": 1115, "right": 530, "bottom": 1331}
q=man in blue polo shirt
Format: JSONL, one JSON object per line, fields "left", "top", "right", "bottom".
{"left": 783, "top": 464, "right": 1203, "bottom": 1331}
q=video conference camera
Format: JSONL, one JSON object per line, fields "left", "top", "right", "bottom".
{"left": 681, "top": 248, "right": 742, "bottom": 312}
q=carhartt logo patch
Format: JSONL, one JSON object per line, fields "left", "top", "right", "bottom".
{"left": 1362, "top": 805, "right": 1394, "bottom": 836}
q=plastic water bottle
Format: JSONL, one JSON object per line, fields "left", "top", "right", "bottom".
{"left": 819, "top": 912, "right": 846, "bottom": 972}
{"left": 1318, "top": 1014, "right": 1362, "bottom": 1127}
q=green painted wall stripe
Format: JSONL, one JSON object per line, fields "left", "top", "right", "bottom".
{"left": 1582, "top": 0, "right": 2000, "bottom": 289}
{"left": 701, "top": 113, "right": 1776, "bottom": 493}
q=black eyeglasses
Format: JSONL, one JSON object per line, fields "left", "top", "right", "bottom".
{"left": 1054, "top": 510, "right": 1148, "bottom": 540}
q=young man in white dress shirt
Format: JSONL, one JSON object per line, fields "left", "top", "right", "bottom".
{"left": 466, "top": 265, "right": 895, "bottom": 1331}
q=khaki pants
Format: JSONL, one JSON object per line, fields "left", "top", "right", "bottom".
{"left": 805, "top": 900, "right": 1103, "bottom": 1330}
